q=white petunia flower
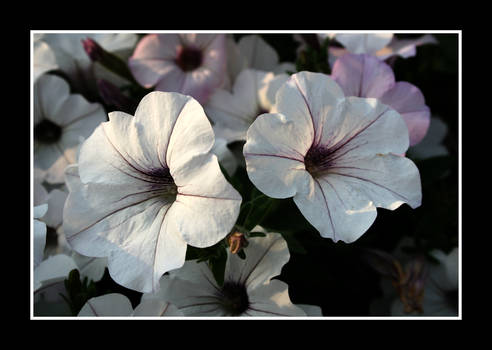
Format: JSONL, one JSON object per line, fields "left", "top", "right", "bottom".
{"left": 142, "top": 227, "right": 310, "bottom": 317}
{"left": 34, "top": 74, "right": 107, "bottom": 184}
{"left": 205, "top": 68, "right": 289, "bottom": 143}
{"left": 63, "top": 91, "right": 242, "bottom": 293}
{"left": 78, "top": 293, "right": 183, "bottom": 317}
{"left": 244, "top": 71, "right": 422, "bottom": 243}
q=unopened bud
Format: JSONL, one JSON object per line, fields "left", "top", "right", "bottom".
{"left": 81, "top": 37, "right": 104, "bottom": 62}
{"left": 227, "top": 232, "right": 248, "bottom": 254}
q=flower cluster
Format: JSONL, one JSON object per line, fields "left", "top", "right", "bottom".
{"left": 32, "top": 32, "right": 459, "bottom": 318}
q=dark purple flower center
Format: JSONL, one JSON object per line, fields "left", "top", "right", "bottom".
{"left": 304, "top": 144, "right": 336, "bottom": 177}
{"left": 175, "top": 46, "right": 203, "bottom": 72}
{"left": 35, "top": 119, "right": 62, "bottom": 144}
{"left": 147, "top": 167, "right": 178, "bottom": 199}
{"left": 219, "top": 281, "right": 250, "bottom": 316}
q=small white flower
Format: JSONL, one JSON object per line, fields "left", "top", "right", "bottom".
{"left": 143, "top": 227, "right": 310, "bottom": 317}
{"left": 63, "top": 91, "right": 242, "bottom": 293}
{"left": 34, "top": 74, "right": 107, "bottom": 184}
{"left": 205, "top": 68, "right": 289, "bottom": 143}
{"left": 78, "top": 293, "right": 183, "bottom": 317}
{"left": 244, "top": 71, "right": 422, "bottom": 243}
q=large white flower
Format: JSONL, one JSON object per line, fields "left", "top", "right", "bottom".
{"left": 34, "top": 74, "right": 107, "bottom": 184}
{"left": 244, "top": 71, "right": 422, "bottom": 243}
{"left": 205, "top": 68, "right": 289, "bottom": 143}
{"left": 142, "top": 227, "right": 310, "bottom": 317}
{"left": 63, "top": 91, "right": 242, "bottom": 293}
{"left": 78, "top": 293, "right": 183, "bottom": 317}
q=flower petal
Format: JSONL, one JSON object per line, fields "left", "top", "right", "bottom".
{"left": 376, "top": 34, "right": 438, "bottom": 60}
{"left": 379, "top": 81, "right": 430, "bottom": 146}
{"left": 244, "top": 112, "right": 312, "bottom": 198}
{"left": 318, "top": 97, "right": 411, "bottom": 158}
{"left": 63, "top": 165, "right": 187, "bottom": 293}
{"left": 144, "top": 274, "right": 224, "bottom": 316}
{"left": 71, "top": 252, "right": 107, "bottom": 282}
{"left": 34, "top": 74, "right": 70, "bottom": 123}
{"left": 169, "top": 153, "right": 241, "bottom": 248}
{"left": 238, "top": 35, "right": 279, "bottom": 71}
{"left": 132, "top": 300, "right": 184, "bottom": 317}
{"left": 293, "top": 175, "right": 378, "bottom": 243}
{"left": 331, "top": 53, "right": 395, "bottom": 98}
{"left": 246, "top": 280, "right": 306, "bottom": 316}
{"left": 205, "top": 69, "right": 275, "bottom": 141}
{"left": 226, "top": 230, "right": 290, "bottom": 291}
{"left": 78, "top": 293, "right": 133, "bottom": 317}
{"left": 78, "top": 92, "right": 198, "bottom": 186}
{"left": 295, "top": 153, "right": 421, "bottom": 243}
{"left": 34, "top": 254, "right": 77, "bottom": 292}
{"left": 276, "top": 71, "right": 345, "bottom": 147}
{"left": 335, "top": 33, "right": 393, "bottom": 55}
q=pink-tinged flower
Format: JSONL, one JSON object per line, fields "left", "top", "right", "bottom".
{"left": 244, "top": 71, "right": 422, "bottom": 243}
{"left": 331, "top": 53, "right": 431, "bottom": 146}
{"left": 63, "top": 91, "right": 242, "bottom": 293}
{"left": 128, "top": 34, "right": 227, "bottom": 104}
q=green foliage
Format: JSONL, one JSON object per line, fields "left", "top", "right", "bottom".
{"left": 61, "top": 269, "right": 98, "bottom": 316}
{"left": 295, "top": 37, "right": 331, "bottom": 74}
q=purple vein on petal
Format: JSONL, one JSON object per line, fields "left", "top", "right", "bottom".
{"left": 241, "top": 237, "right": 283, "bottom": 287}
{"left": 292, "top": 74, "right": 317, "bottom": 147}
{"left": 318, "top": 177, "right": 347, "bottom": 212}
{"left": 327, "top": 108, "right": 389, "bottom": 157}
{"left": 66, "top": 195, "right": 164, "bottom": 242}
{"left": 328, "top": 171, "right": 410, "bottom": 203}
{"left": 177, "top": 192, "right": 241, "bottom": 201}
{"left": 86, "top": 300, "right": 98, "bottom": 316}
{"left": 314, "top": 178, "right": 336, "bottom": 242}
{"left": 101, "top": 126, "right": 154, "bottom": 180}
{"left": 244, "top": 152, "right": 304, "bottom": 163}
{"left": 152, "top": 204, "right": 172, "bottom": 292}
{"left": 179, "top": 301, "right": 220, "bottom": 309}
{"left": 165, "top": 99, "right": 189, "bottom": 169}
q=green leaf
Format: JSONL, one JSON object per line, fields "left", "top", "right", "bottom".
{"left": 208, "top": 247, "right": 227, "bottom": 287}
